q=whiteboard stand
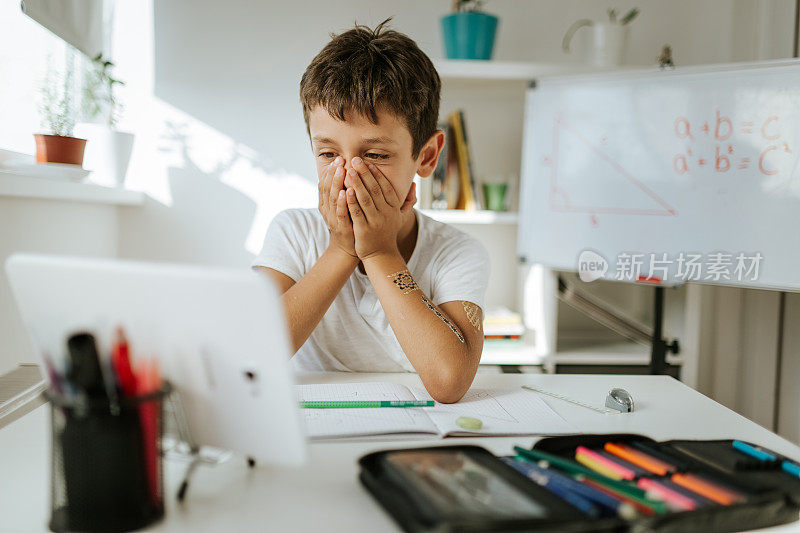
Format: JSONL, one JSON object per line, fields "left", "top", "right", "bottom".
{"left": 649, "top": 286, "right": 681, "bottom": 375}
{"left": 556, "top": 276, "right": 680, "bottom": 375}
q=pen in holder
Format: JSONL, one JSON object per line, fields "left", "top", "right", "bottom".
{"left": 46, "top": 382, "right": 171, "bottom": 533}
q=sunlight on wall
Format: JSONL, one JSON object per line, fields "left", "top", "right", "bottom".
{"left": 113, "top": 0, "right": 316, "bottom": 261}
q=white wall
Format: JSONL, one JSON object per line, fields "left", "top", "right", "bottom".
{"left": 110, "top": 0, "right": 781, "bottom": 312}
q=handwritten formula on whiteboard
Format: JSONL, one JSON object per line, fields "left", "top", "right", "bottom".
{"left": 673, "top": 112, "right": 792, "bottom": 177}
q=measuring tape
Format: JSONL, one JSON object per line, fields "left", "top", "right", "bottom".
{"left": 521, "top": 385, "right": 617, "bottom": 414}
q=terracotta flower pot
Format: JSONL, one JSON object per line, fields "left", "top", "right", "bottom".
{"left": 34, "top": 134, "right": 88, "bottom": 166}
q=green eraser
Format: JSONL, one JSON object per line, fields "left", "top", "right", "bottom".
{"left": 456, "top": 416, "right": 483, "bottom": 430}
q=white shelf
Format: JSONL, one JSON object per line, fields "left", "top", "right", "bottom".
{"left": 547, "top": 339, "right": 683, "bottom": 366}
{"left": 0, "top": 174, "right": 145, "bottom": 206}
{"left": 481, "top": 338, "right": 684, "bottom": 367}
{"left": 421, "top": 209, "right": 518, "bottom": 225}
{"left": 481, "top": 343, "right": 544, "bottom": 365}
{"left": 434, "top": 59, "right": 629, "bottom": 82}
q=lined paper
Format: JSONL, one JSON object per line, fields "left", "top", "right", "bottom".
{"left": 296, "top": 382, "right": 580, "bottom": 440}
{"left": 412, "top": 387, "right": 579, "bottom": 437}
{"left": 297, "top": 382, "right": 438, "bottom": 439}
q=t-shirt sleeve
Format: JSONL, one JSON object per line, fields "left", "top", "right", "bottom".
{"left": 250, "top": 209, "right": 308, "bottom": 282}
{"left": 430, "top": 235, "right": 491, "bottom": 310}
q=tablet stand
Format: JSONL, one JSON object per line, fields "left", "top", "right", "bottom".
{"left": 163, "top": 388, "right": 256, "bottom": 502}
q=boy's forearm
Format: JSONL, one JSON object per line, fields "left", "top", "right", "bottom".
{"left": 283, "top": 247, "right": 358, "bottom": 353}
{"left": 362, "top": 252, "right": 475, "bottom": 402}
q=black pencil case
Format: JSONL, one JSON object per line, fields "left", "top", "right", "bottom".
{"left": 359, "top": 437, "right": 800, "bottom": 533}
{"left": 359, "top": 445, "right": 623, "bottom": 532}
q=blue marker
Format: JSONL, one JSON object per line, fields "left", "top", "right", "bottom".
{"left": 507, "top": 457, "right": 637, "bottom": 519}
{"left": 732, "top": 440, "right": 776, "bottom": 462}
{"left": 782, "top": 461, "right": 800, "bottom": 477}
{"left": 502, "top": 457, "right": 600, "bottom": 518}
{"left": 732, "top": 440, "right": 800, "bottom": 478}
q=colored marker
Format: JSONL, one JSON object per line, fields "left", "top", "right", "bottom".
{"left": 782, "top": 461, "right": 800, "bottom": 477}
{"left": 502, "top": 458, "right": 601, "bottom": 518}
{"left": 732, "top": 440, "right": 776, "bottom": 462}
{"left": 604, "top": 442, "right": 676, "bottom": 476}
{"left": 111, "top": 327, "right": 137, "bottom": 397}
{"left": 731, "top": 441, "right": 800, "bottom": 479}
{"left": 637, "top": 477, "right": 697, "bottom": 511}
{"left": 507, "top": 457, "right": 636, "bottom": 518}
{"left": 513, "top": 446, "right": 648, "bottom": 499}
{"left": 136, "top": 358, "right": 163, "bottom": 505}
{"left": 300, "top": 400, "right": 434, "bottom": 408}
{"left": 576, "top": 451, "right": 624, "bottom": 480}
{"left": 576, "top": 446, "right": 637, "bottom": 480}
{"left": 671, "top": 473, "right": 745, "bottom": 505}
{"left": 596, "top": 450, "right": 651, "bottom": 477}
{"left": 657, "top": 478, "right": 716, "bottom": 507}
{"left": 629, "top": 441, "right": 688, "bottom": 471}
{"left": 581, "top": 477, "right": 668, "bottom": 516}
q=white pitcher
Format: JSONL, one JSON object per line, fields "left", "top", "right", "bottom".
{"left": 563, "top": 19, "right": 629, "bottom": 67}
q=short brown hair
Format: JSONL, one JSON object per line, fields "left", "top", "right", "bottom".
{"left": 300, "top": 19, "right": 441, "bottom": 157}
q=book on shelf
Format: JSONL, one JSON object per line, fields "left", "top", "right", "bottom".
{"left": 449, "top": 110, "right": 482, "bottom": 211}
{"left": 429, "top": 121, "right": 448, "bottom": 210}
{"left": 419, "top": 111, "right": 483, "bottom": 213}
{"left": 484, "top": 338, "right": 526, "bottom": 350}
{"left": 485, "top": 334, "right": 522, "bottom": 340}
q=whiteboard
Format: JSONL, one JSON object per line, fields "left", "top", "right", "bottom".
{"left": 518, "top": 59, "right": 800, "bottom": 291}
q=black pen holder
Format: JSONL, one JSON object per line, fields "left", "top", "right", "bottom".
{"left": 46, "top": 383, "right": 171, "bottom": 532}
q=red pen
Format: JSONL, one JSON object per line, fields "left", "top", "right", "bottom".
{"left": 136, "top": 358, "right": 162, "bottom": 505}
{"left": 111, "top": 327, "right": 137, "bottom": 397}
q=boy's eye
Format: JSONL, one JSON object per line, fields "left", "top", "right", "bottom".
{"left": 365, "top": 153, "right": 390, "bottom": 160}
{"left": 318, "top": 152, "right": 337, "bottom": 159}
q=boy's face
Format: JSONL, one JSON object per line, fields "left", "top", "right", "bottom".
{"left": 308, "top": 106, "right": 428, "bottom": 200}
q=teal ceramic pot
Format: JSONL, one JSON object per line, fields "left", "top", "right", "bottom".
{"left": 441, "top": 11, "right": 499, "bottom": 60}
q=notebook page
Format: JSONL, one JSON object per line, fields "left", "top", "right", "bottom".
{"left": 297, "top": 382, "right": 439, "bottom": 440}
{"left": 411, "top": 387, "right": 580, "bottom": 437}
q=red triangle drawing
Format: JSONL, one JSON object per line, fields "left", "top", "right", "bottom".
{"left": 548, "top": 118, "right": 677, "bottom": 216}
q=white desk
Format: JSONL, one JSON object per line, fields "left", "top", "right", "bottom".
{"left": 2, "top": 373, "right": 800, "bottom": 532}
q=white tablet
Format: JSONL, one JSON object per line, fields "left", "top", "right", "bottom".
{"left": 5, "top": 253, "right": 306, "bottom": 466}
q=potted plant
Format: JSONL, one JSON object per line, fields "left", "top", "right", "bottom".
{"left": 441, "top": 0, "right": 499, "bottom": 61}
{"left": 562, "top": 8, "right": 640, "bottom": 67}
{"left": 35, "top": 56, "right": 86, "bottom": 166}
{"left": 74, "top": 54, "right": 135, "bottom": 188}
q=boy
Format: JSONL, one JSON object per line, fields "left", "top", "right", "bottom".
{"left": 253, "top": 20, "right": 490, "bottom": 403}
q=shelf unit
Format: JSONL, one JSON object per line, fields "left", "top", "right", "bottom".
{"left": 0, "top": 174, "right": 145, "bottom": 206}
{"left": 480, "top": 342, "right": 545, "bottom": 366}
{"left": 433, "top": 58, "right": 551, "bottom": 366}
{"left": 433, "top": 59, "right": 624, "bottom": 81}
{"left": 421, "top": 209, "right": 517, "bottom": 225}
{"left": 434, "top": 59, "right": 656, "bottom": 369}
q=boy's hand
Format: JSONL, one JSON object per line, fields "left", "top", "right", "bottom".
{"left": 345, "top": 157, "right": 416, "bottom": 260}
{"left": 318, "top": 156, "right": 357, "bottom": 259}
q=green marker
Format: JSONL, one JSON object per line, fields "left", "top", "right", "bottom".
{"left": 300, "top": 400, "right": 435, "bottom": 408}
{"left": 514, "top": 446, "right": 650, "bottom": 500}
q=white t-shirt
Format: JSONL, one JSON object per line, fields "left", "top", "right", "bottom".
{"left": 251, "top": 208, "right": 490, "bottom": 372}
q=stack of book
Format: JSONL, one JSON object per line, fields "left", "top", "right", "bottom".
{"left": 483, "top": 307, "right": 525, "bottom": 350}
{"left": 417, "top": 109, "right": 482, "bottom": 211}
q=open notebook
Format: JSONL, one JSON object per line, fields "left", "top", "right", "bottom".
{"left": 297, "top": 382, "right": 579, "bottom": 440}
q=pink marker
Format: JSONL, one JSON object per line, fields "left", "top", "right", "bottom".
{"left": 637, "top": 477, "right": 697, "bottom": 511}
{"left": 575, "top": 446, "right": 636, "bottom": 480}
